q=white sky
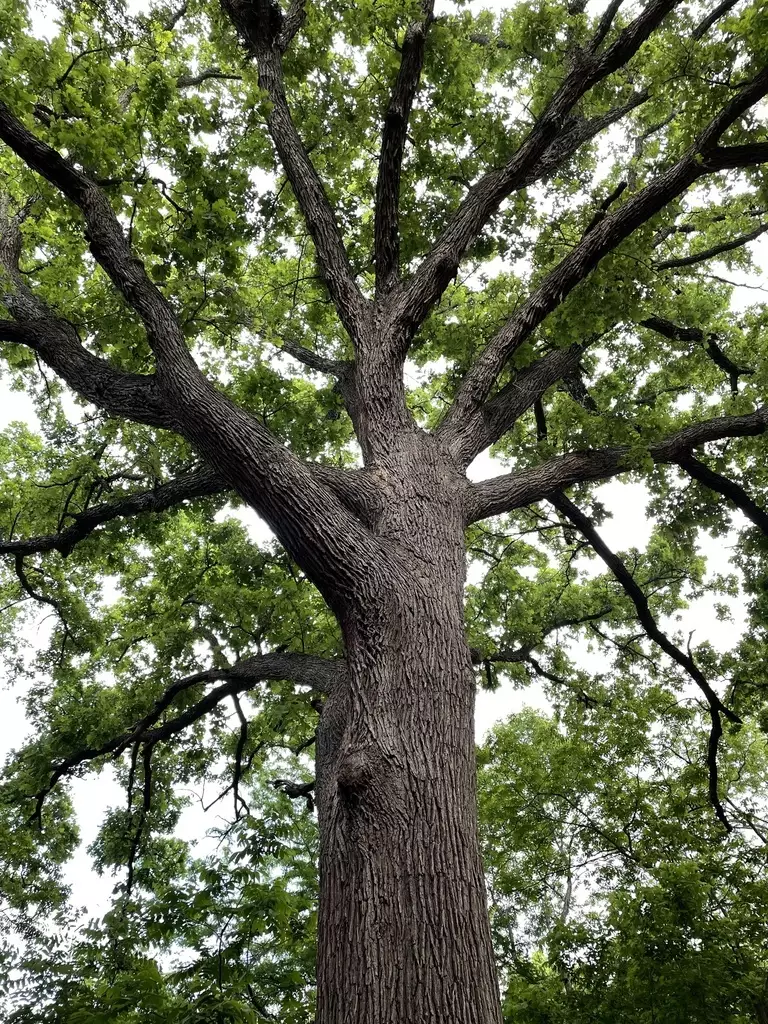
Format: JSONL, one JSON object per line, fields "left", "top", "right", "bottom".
{"left": 1, "top": 0, "right": 765, "bottom": 919}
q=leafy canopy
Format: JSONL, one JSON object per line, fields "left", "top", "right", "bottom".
{"left": 0, "top": 0, "right": 767, "bottom": 1020}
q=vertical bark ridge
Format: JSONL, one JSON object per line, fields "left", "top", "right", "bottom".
{"left": 315, "top": 437, "right": 501, "bottom": 1024}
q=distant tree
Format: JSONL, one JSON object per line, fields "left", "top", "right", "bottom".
{"left": 480, "top": 708, "right": 768, "bottom": 1024}
{"left": 0, "top": 0, "right": 767, "bottom": 1020}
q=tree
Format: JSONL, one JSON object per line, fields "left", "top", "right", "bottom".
{"left": 479, "top": 708, "right": 768, "bottom": 1023}
{"left": 0, "top": 0, "right": 767, "bottom": 1020}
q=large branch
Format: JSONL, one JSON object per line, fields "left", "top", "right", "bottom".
{"left": 374, "top": 0, "right": 434, "bottom": 296}
{"left": 0, "top": 467, "right": 226, "bottom": 558}
{"left": 549, "top": 491, "right": 736, "bottom": 831}
{"left": 0, "top": 310, "right": 385, "bottom": 600}
{"left": 0, "top": 205, "right": 172, "bottom": 428}
{"left": 385, "top": 0, "right": 680, "bottom": 341}
{"left": 0, "top": 130, "right": 387, "bottom": 598}
{"left": 0, "top": 318, "right": 172, "bottom": 428}
{"left": 440, "top": 66, "right": 768, "bottom": 460}
{"left": 466, "top": 406, "right": 768, "bottom": 522}
{"left": 30, "top": 650, "right": 344, "bottom": 821}
{"left": 676, "top": 454, "right": 768, "bottom": 537}
{"left": 0, "top": 102, "right": 193, "bottom": 375}
{"left": 386, "top": 90, "right": 649, "bottom": 344}
{"left": 461, "top": 344, "right": 586, "bottom": 463}
{"left": 220, "top": 0, "right": 368, "bottom": 341}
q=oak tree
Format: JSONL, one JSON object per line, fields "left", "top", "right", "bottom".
{"left": 1, "top": 0, "right": 768, "bottom": 1021}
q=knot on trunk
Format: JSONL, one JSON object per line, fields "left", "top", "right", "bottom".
{"left": 337, "top": 747, "right": 378, "bottom": 809}
{"left": 221, "top": 0, "right": 283, "bottom": 50}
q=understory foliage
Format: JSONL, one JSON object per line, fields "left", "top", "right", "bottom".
{"left": 0, "top": 0, "right": 767, "bottom": 1020}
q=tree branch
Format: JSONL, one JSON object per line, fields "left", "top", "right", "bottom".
{"left": 691, "top": 0, "right": 738, "bottom": 40}
{"left": 270, "top": 776, "right": 315, "bottom": 812}
{"left": 705, "top": 142, "right": 768, "bottom": 170}
{"left": 0, "top": 150, "right": 386, "bottom": 598}
{"left": 278, "top": 337, "right": 346, "bottom": 375}
{"left": 309, "top": 464, "right": 384, "bottom": 527}
{"left": 0, "top": 467, "right": 226, "bottom": 558}
{"left": 655, "top": 222, "right": 768, "bottom": 270}
{"left": 549, "top": 491, "right": 736, "bottom": 831}
{"left": 374, "top": 0, "right": 435, "bottom": 297}
{"left": 459, "top": 344, "right": 585, "bottom": 463}
{"left": 641, "top": 316, "right": 754, "bottom": 392}
{"left": 386, "top": 0, "right": 680, "bottom": 341}
{"left": 676, "top": 454, "right": 768, "bottom": 537}
{"left": 0, "top": 317, "right": 172, "bottom": 428}
{"left": 0, "top": 202, "right": 172, "bottom": 428}
{"left": 589, "top": 0, "right": 624, "bottom": 52}
{"left": 386, "top": 86, "right": 649, "bottom": 340}
{"left": 0, "top": 102, "right": 193, "bottom": 375}
{"left": 465, "top": 406, "right": 768, "bottom": 522}
{"left": 176, "top": 67, "right": 243, "bottom": 88}
{"left": 30, "top": 651, "right": 344, "bottom": 823}
{"left": 220, "top": 0, "right": 368, "bottom": 341}
{"left": 472, "top": 606, "right": 613, "bottom": 666}
{"left": 439, "top": 66, "right": 768, "bottom": 457}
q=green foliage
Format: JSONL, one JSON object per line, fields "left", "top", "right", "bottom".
{"left": 0, "top": 0, "right": 767, "bottom": 1020}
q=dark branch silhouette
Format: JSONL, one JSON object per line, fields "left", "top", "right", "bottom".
{"left": 549, "top": 491, "right": 736, "bottom": 831}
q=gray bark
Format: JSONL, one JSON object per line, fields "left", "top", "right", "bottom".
{"left": 315, "top": 435, "right": 502, "bottom": 1024}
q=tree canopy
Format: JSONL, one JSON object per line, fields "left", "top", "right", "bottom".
{"left": 0, "top": 0, "right": 768, "bottom": 1020}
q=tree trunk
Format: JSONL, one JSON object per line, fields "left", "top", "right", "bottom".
{"left": 314, "top": 437, "right": 503, "bottom": 1024}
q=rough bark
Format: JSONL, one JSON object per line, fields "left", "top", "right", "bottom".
{"left": 315, "top": 435, "right": 502, "bottom": 1024}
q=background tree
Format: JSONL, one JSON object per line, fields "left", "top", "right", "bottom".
{"left": 1, "top": 0, "right": 768, "bottom": 1021}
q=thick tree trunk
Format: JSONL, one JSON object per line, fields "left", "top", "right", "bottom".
{"left": 314, "top": 437, "right": 503, "bottom": 1024}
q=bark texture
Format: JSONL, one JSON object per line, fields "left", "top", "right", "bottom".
{"left": 315, "top": 435, "right": 502, "bottom": 1024}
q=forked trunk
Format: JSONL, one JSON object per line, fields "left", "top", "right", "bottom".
{"left": 314, "top": 439, "right": 503, "bottom": 1024}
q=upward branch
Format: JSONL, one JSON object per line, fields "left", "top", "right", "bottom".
{"left": 0, "top": 201, "right": 171, "bottom": 428}
{"left": 374, "top": 0, "right": 435, "bottom": 297}
{"left": 220, "top": 0, "right": 368, "bottom": 341}
{"left": 0, "top": 105, "right": 388, "bottom": 603}
{"left": 0, "top": 102, "right": 193, "bottom": 377}
{"left": 385, "top": 0, "right": 681, "bottom": 343}
{"left": 440, "top": 65, "right": 768, "bottom": 462}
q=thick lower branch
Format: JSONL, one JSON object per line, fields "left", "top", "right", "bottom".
{"left": 0, "top": 318, "right": 171, "bottom": 427}
{"left": 466, "top": 407, "right": 768, "bottom": 523}
{"left": 0, "top": 202, "right": 171, "bottom": 427}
